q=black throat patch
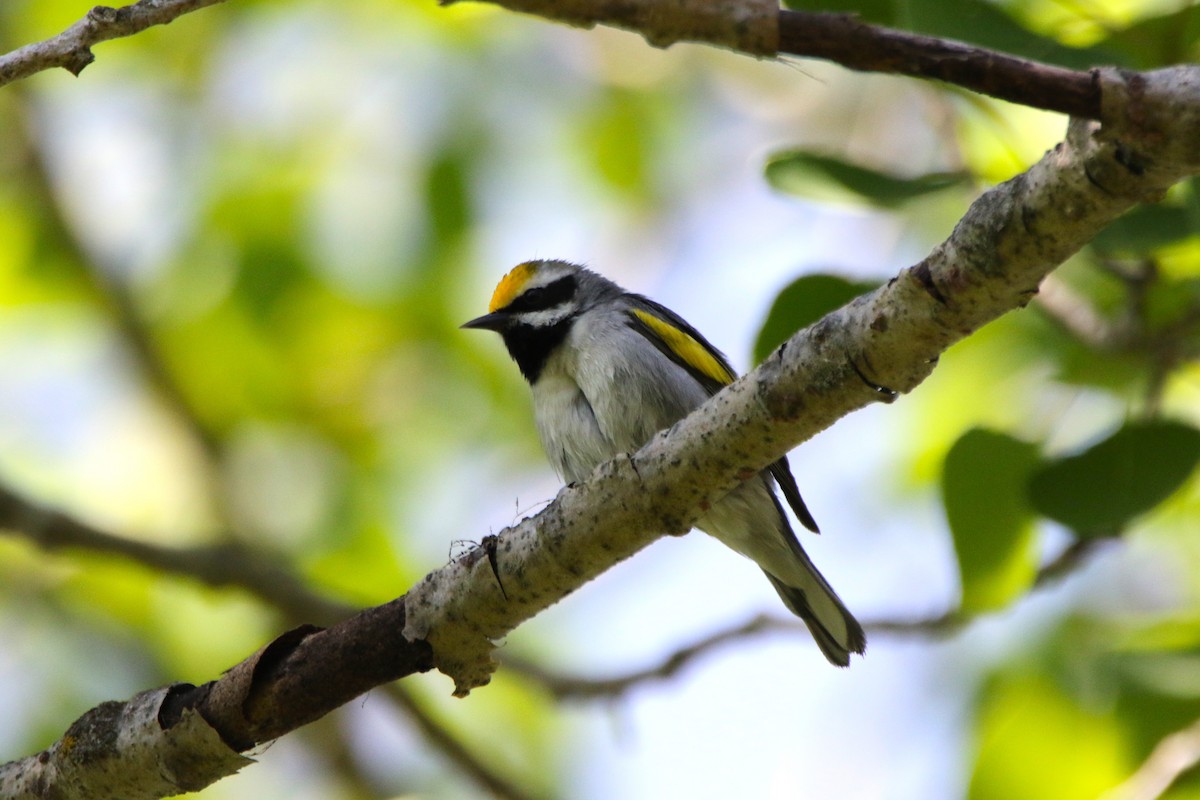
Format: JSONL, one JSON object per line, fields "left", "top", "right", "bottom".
{"left": 501, "top": 320, "right": 572, "bottom": 383}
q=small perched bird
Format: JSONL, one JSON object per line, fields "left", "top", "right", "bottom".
{"left": 464, "top": 260, "right": 865, "bottom": 665}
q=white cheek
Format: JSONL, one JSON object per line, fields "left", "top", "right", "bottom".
{"left": 520, "top": 305, "right": 572, "bottom": 327}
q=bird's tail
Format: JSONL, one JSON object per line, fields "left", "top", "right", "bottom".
{"left": 763, "top": 569, "right": 866, "bottom": 667}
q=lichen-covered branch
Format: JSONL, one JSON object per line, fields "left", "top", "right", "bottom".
{"left": 0, "top": 688, "right": 254, "bottom": 800}
{"left": 0, "top": 0, "right": 228, "bottom": 87}
{"left": 0, "top": 485, "right": 535, "bottom": 800}
{"left": 403, "top": 65, "right": 1200, "bottom": 697}
{"left": 3, "top": 55, "right": 1200, "bottom": 800}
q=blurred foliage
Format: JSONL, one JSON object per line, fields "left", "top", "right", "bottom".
{"left": 942, "top": 429, "right": 1040, "bottom": 613}
{"left": 760, "top": 3, "right": 1200, "bottom": 799}
{"left": 753, "top": 273, "right": 880, "bottom": 362}
{"left": 1, "top": 0, "right": 1200, "bottom": 799}
{"left": 1028, "top": 420, "right": 1200, "bottom": 537}
{"left": 764, "top": 151, "right": 972, "bottom": 208}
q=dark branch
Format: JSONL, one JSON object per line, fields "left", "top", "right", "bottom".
{"left": 385, "top": 686, "right": 544, "bottom": 800}
{"left": 0, "top": 482, "right": 541, "bottom": 799}
{"left": 6, "top": 90, "right": 226, "bottom": 462}
{"left": 502, "top": 614, "right": 786, "bottom": 700}
{"left": 1, "top": 2, "right": 1105, "bottom": 121}
{"left": 0, "top": 483, "right": 354, "bottom": 624}
{"left": 503, "top": 536, "right": 1101, "bottom": 702}
{"left": 778, "top": 11, "right": 1101, "bottom": 119}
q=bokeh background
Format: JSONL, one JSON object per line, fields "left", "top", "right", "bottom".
{"left": 3, "top": 1, "right": 1200, "bottom": 798}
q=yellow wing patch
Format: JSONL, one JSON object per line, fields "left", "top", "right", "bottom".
{"left": 488, "top": 261, "right": 538, "bottom": 312}
{"left": 632, "top": 308, "right": 735, "bottom": 386}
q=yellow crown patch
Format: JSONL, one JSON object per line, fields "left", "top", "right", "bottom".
{"left": 488, "top": 262, "right": 538, "bottom": 313}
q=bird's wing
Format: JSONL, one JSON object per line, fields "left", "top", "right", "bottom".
{"left": 624, "top": 293, "right": 820, "bottom": 533}
{"left": 623, "top": 294, "right": 736, "bottom": 396}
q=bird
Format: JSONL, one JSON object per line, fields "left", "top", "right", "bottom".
{"left": 463, "top": 259, "right": 865, "bottom": 665}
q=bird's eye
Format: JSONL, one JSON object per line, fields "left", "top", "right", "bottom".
{"left": 505, "top": 276, "right": 577, "bottom": 313}
{"left": 521, "top": 287, "right": 547, "bottom": 305}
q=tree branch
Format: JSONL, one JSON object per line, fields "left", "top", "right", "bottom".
{"left": 776, "top": 11, "right": 1100, "bottom": 118}
{"left": 503, "top": 537, "right": 1104, "bottom": 702}
{"left": 0, "top": 486, "right": 540, "bottom": 800}
{"left": 451, "top": 0, "right": 1101, "bottom": 118}
{"left": 2, "top": 0, "right": 1200, "bottom": 790}
{"left": 5, "top": 89, "right": 226, "bottom": 463}
{"left": 4, "top": 60, "right": 1199, "bottom": 797}
{"left": 0, "top": 483, "right": 353, "bottom": 624}
{"left": 1, "top": 1, "right": 1102, "bottom": 119}
{"left": 384, "top": 685, "right": 544, "bottom": 800}
{"left": 1102, "top": 717, "right": 1200, "bottom": 800}
{"left": 401, "top": 65, "right": 1200, "bottom": 698}
{"left": 0, "top": 0, "right": 228, "bottom": 87}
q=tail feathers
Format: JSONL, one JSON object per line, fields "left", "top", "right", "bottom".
{"left": 763, "top": 571, "right": 866, "bottom": 667}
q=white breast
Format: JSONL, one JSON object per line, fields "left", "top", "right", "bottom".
{"left": 532, "top": 367, "right": 614, "bottom": 483}
{"left": 531, "top": 309, "right": 710, "bottom": 483}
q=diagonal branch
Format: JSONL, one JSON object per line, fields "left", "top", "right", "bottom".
{"left": 384, "top": 685, "right": 545, "bottom": 800}
{"left": 1102, "top": 717, "right": 1200, "bottom": 800}
{"left": 6, "top": 89, "right": 226, "bottom": 462}
{"left": 402, "top": 65, "right": 1200, "bottom": 698}
{"left": 4, "top": 46, "right": 1200, "bottom": 800}
{"left": 502, "top": 615, "right": 791, "bottom": 700}
{"left": 0, "top": 483, "right": 353, "bottom": 624}
{"left": 0, "top": 484, "right": 541, "bottom": 800}
{"left": 0, "top": 0, "right": 229, "bottom": 87}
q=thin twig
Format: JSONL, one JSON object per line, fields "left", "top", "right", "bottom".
{"left": 1033, "top": 537, "right": 1105, "bottom": 587}
{"left": 0, "top": 0, "right": 229, "bottom": 87}
{"left": 505, "top": 540, "right": 1101, "bottom": 702}
{"left": 1036, "top": 274, "right": 1127, "bottom": 349}
{"left": 502, "top": 614, "right": 786, "bottom": 700}
{"left": 384, "top": 685, "right": 545, "bottom": 800}
{"left": 0, "top": 482, "right": 540, "bottom": 799}
{"left": 1101, "top": 717, "right": 1200, "bottom": 800}
{"left": 0, "top": 483, "right": 354, "bottom": 624}
{"left": 8, "top": 90, "right": 225, "bottom": 461}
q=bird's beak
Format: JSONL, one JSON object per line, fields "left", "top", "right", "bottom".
{"left": 461, "top": 312, "right": 508, "bottom": 331}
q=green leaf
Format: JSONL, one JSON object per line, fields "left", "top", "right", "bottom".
{"left": 903, "top": 0, "right": 1119, "bottom": 71}
{"left": 765, "top": 151, "right": 970, "bottom": 209}
{"left": 1144, "top": 278, "right": 1200, "bottom": 333}
{"left": 426, "top": 148, "right": 472, "bottom": 251}
{"left": 783, "top": 0, "right": 1121, "bottom": 70}
{"left": 1029, "top": 421, "right": 1200, "bottom": 536}
{"left": 1098, "top": 4, "right": 1200, "bottom": 70}
{"left": 1091, "top": 204, "right": 1197, "bottom": 254}
{"left": 753, "top": 274, "right": 879, "bottom": 363}
{"left": 579, "top": 89, "right": 653, "bottom": 199}
{"left": 942, "top": 428, "right": 1041, "bottom": 612}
